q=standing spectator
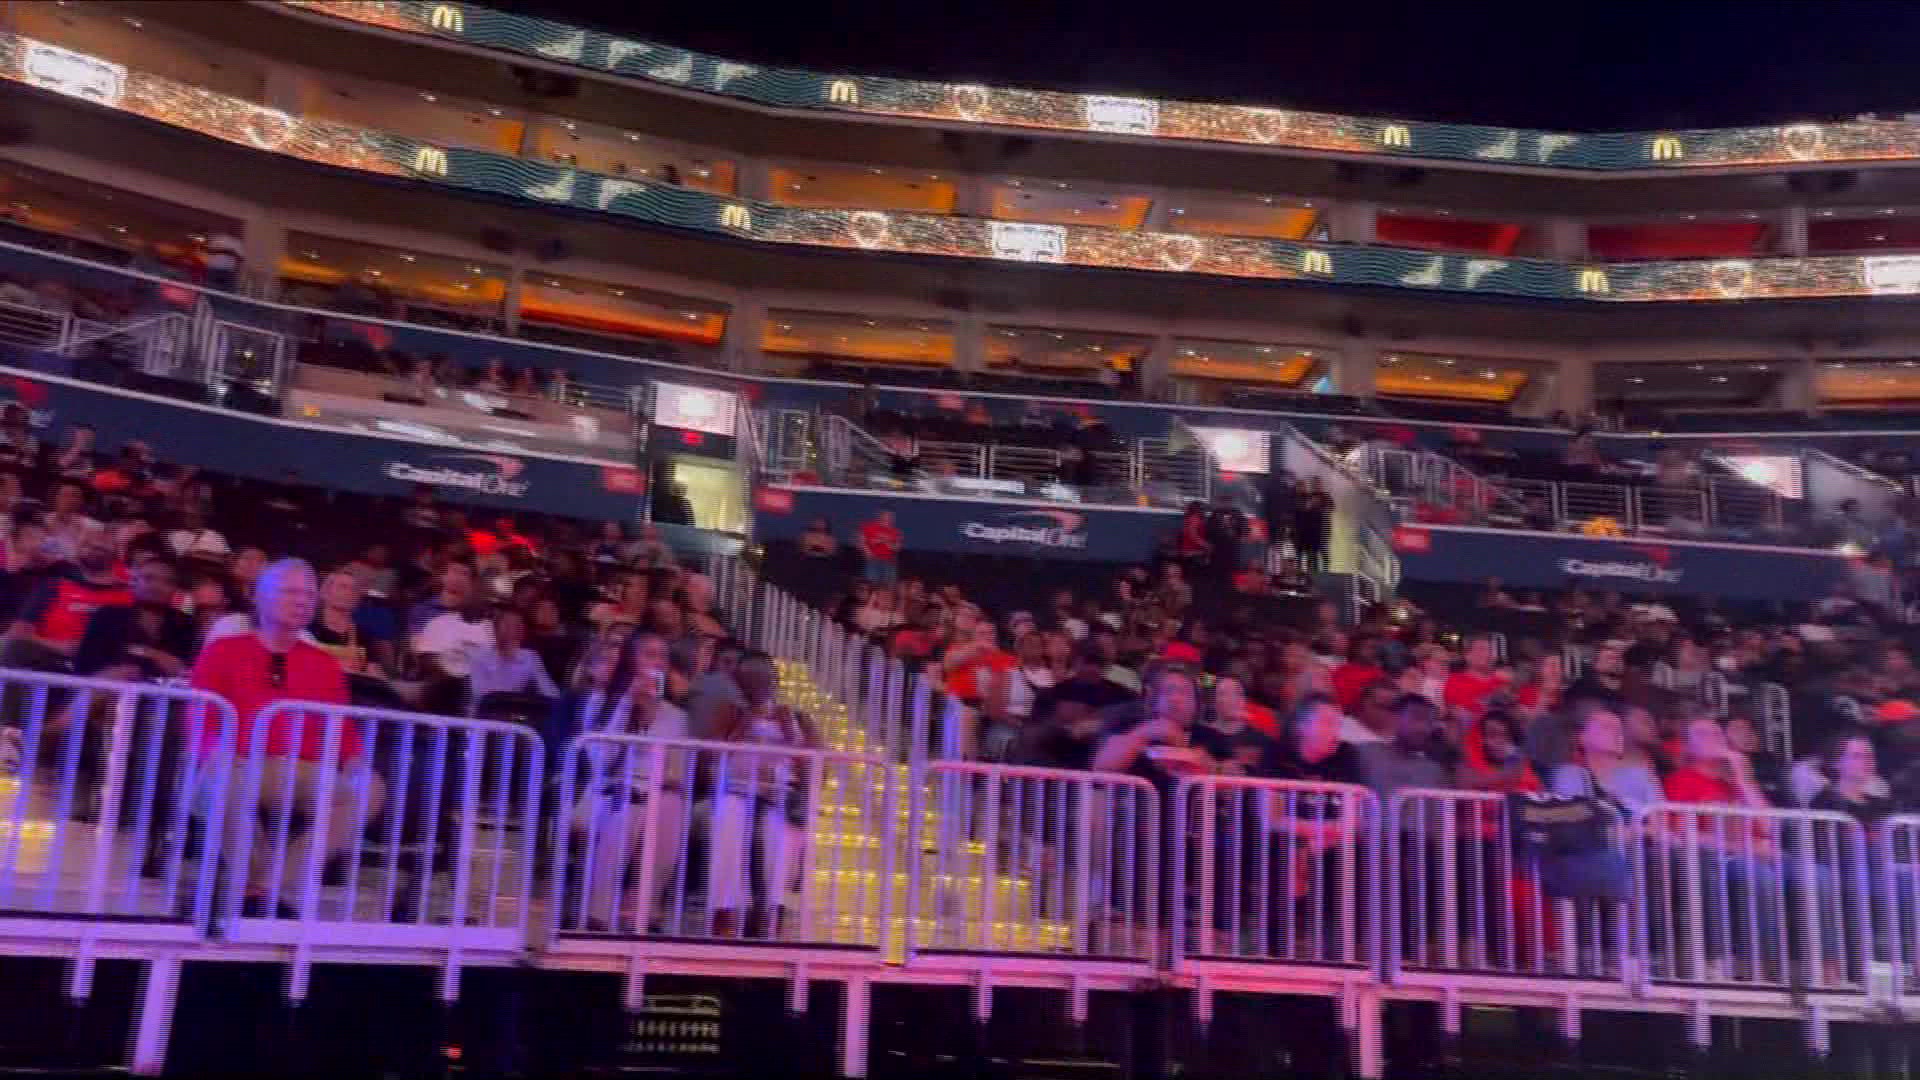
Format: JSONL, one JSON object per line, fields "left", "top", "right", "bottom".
{"left": 190, "top": 559, "right": 384, "bottom": 919}
{"left": 1293, "top": 478, "right": 1332, "bottom": 569}
{"left": 706, "top": 652, "right": 817, "bottom": 938}
{"left": 857, "top": 510, "right": 902, "bottom": 585}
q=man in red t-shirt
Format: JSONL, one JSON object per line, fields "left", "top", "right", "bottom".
{"left": 1443, "top": 634, "right": 1508, "bottom": 725}
{"left": 3, "top": 529, "right": 131, "bottom": 668}
{"left": 858, "top": 510, "right": 903, "bottom": 585}
{"left": 191, "top": 558, "right": 385, "bottom": 918}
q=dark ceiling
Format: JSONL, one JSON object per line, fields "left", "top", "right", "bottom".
{"left": 496, "top": 0, "right": 1920, "bottom": 132}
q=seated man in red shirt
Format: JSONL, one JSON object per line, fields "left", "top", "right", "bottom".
{"left": 192, "top": 558, "right": 386, "bottom": 920}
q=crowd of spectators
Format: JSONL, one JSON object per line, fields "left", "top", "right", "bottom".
{"left": 793, "top": 512, "right": 1920, "bottom": 845}
{"left": 0, "top": 409, "right": 819, "bottom": 927}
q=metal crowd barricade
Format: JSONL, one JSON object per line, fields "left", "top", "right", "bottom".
{"left": 217, "top": 702, "right": 544, "bottom": 975}
{"left": 1872, "top": 815, "right": 1920, "bottom": 1009}
{"left": 1389, "top": 790, "right": 1629, "bottom": 984}
{"left": 1631, "top": 803, "right": 1871, "bottom": 998}
{"left": 913, "top": 761, "right": 1161, "bottom": 962}
{"left": 0, "top": 671, "right": 237, "bottom": 924}
{"left": 549, "top": 734, "right": 893, "bottom": 949}
{"left": 1174, "top": 776, "right": 1377, "bottom": 970}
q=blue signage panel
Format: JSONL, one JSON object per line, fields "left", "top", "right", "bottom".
{"left": 0, "top": 373, "right": 646, "bottom": 523}
{"left": 1390, "top": 524, "right": 1850, "bottom": 601}
{"left": 753, "top": 485, "right": 1180, "bottom": 564}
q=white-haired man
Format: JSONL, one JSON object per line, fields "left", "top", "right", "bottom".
{"left": 191, "top": 558, "right": 384, "bottom": 920}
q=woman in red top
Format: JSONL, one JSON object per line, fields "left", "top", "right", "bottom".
{"left": 190, "top": 558, "right": 385, "bottom": 919}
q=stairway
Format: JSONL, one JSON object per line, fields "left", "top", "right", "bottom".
{"left": 774, "top": 659, "right": 1075, "bottom": 959}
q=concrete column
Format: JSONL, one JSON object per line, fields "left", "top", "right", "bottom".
{"left": 737, "top": 157, "right": 772, "bottom": 201}
{"left": 1336, "top": 341, "right": 1378, "bottom": 399}
{"left": 953, "top": 312, "right": 986, "bottom": 374}
{"left": 950, "top": 174, "right": 990, "bottom": 218}
{"left": 1554, "top": 354, "right": 1594, "bottom": 420}
{"left": 721, "top": 297, "right": 766, "bottom": 372}
{"left": 1779, "top": 353, "right": 1820, "bottom": 412}
{"left": 1328, "top": 200, "right": 1377, "bottom": 245}
{"left": 1545, "top": 217, "right": 1587, "bottom": 261}
{"left": 262, "top": 64, "right": 306, "bottom": 116}
{"left": 240, "top": 210, "right": 285, "bottom": 300}
{"left": 1140, "top": 333, "right": 1174, "bottom": 398}
{"left": 1142, "top": 188, "right": 1172, "bottom": 232}
{"left": 501, "top": 261, "right": 524, "bottom": 334}
{"left": 1781, "top": 205, "right": 1810, "bottom": 257}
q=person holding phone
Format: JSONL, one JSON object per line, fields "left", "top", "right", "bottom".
{"left": 567, "top": 630, "right": 689, "bottom": 932}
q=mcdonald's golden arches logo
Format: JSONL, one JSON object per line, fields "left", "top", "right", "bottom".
{"left": 428, "top": 4, "right": 464, "bottom": 32}
{"left": 1300, "top": 250, "right": 1333, "bottom": 275}
{"left": 1575, "top": 268, "right": 1610, "bottom": 295}
{"left": 1379, "top": 124, "right": 1411, "bottom": 149}
{"left": 827, "top": 80, "right": 859, "bottom": 105}
{"left": 720, "top": 204, "right": 753, "bottom": 232}
{"left": 1649, "top": 135, "right": 1684, "bottom": 161}
{"left": 409, "top": 146, "right": 449, "bottom": 176}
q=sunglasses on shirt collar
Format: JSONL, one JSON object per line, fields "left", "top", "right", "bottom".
{"left": 268, "top": 651, "right": 288, "bottom": 689}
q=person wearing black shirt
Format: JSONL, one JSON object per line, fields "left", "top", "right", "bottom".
{"left": 0, "top": 516, "right": 56, "bottom": 625}
{"left": 1092, "top": 665, "right": 1226, "bottom": 796}
{"left": 75, "top": 555, "right": 193, "bottom": 680}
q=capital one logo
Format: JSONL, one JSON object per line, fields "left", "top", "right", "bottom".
{"left": 385, "top": 453, "right": 530, "bottom": 497}
{"left": 1561, "top": 543, "right": 1681, "bottom": 584}
{"left": 961, "top": 509, "right": 1089, "bottom": 550}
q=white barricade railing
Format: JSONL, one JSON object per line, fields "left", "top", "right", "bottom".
{"left": 219, "top": 702, "right": 543, "bottom": 945}
{"left": 550, "top": 734, "right": 893, "bottom": 949}
{"left": 0, "top": 671, "right": 237, "bottom": 923}
{"left": 1175, "top": 776, "right": 1377, "bottom": 970}
{"left": 1631, "top": 802, "right": 1870, "bottom": 996}
{"left": 915, "top": 760, "right": 1160, "bottom": 961}
{"left": 1389, "top": 789, "right": 1629, "bottom": 982}
{"left": 1872, "top": 815, "right": 1920, "bottom": 1006}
